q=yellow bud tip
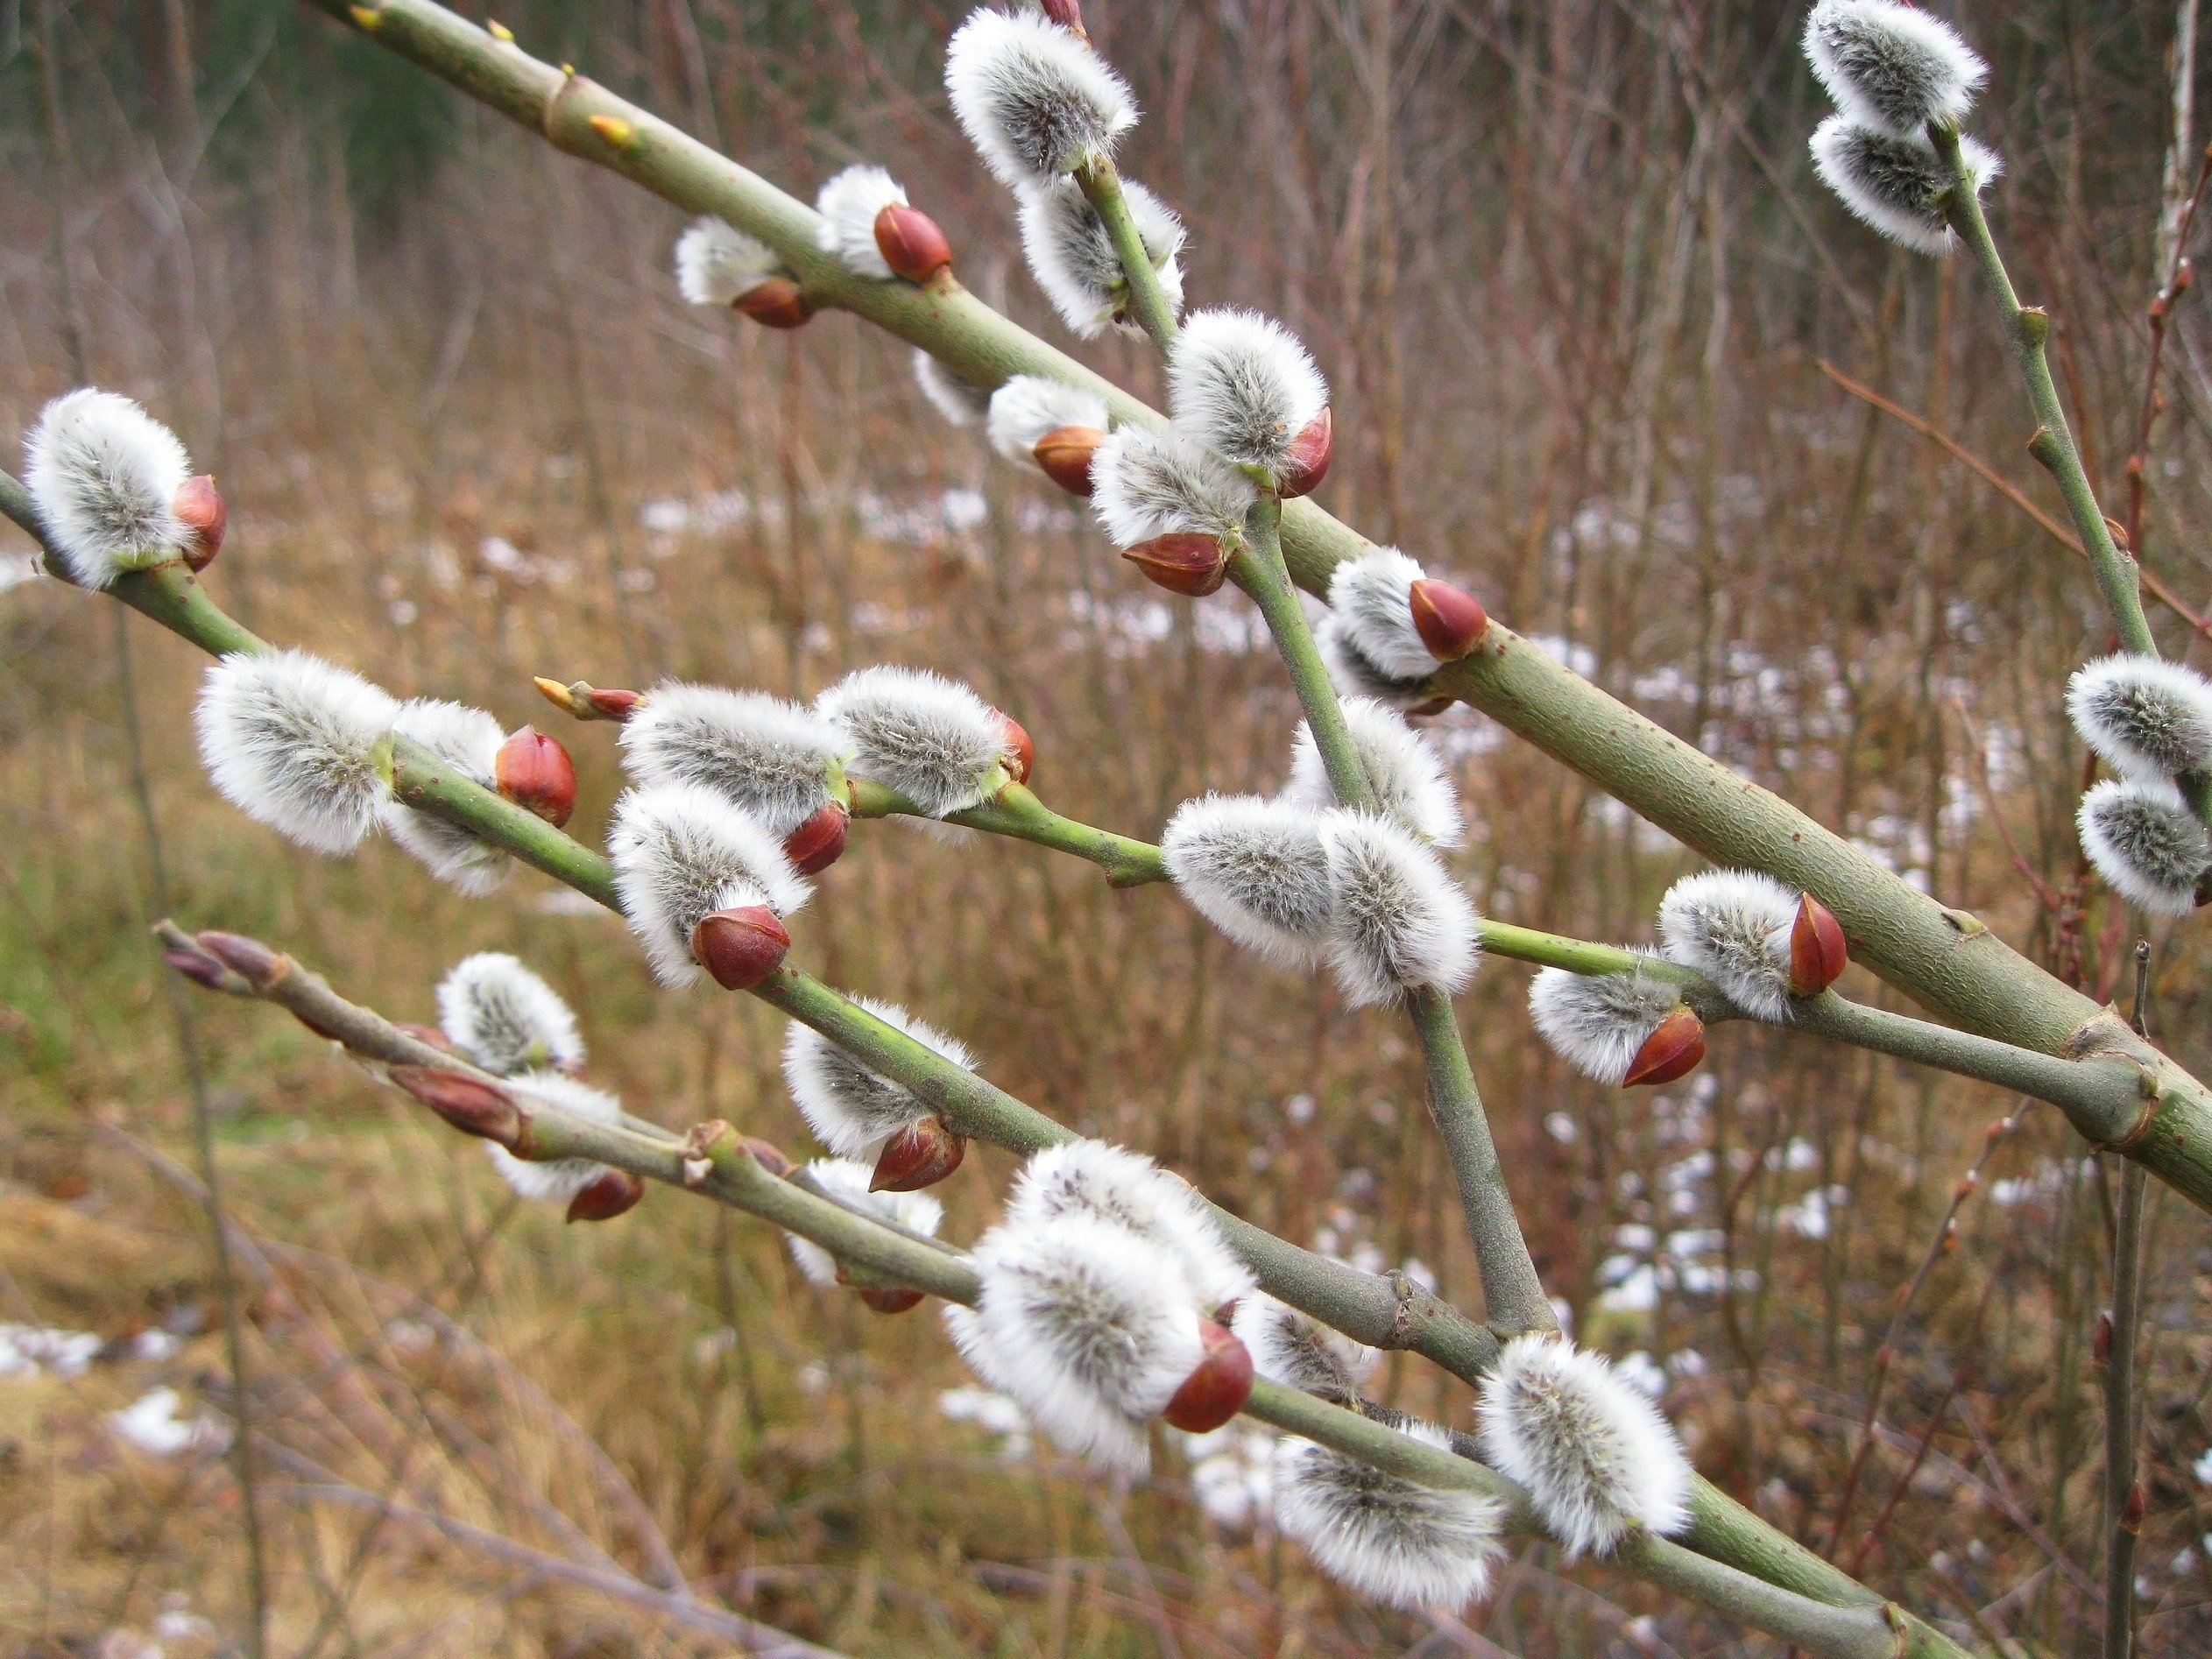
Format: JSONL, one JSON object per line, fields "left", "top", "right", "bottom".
{"left": 561, "top": 62, "right": 576, "bottom": 75}
{"left": 532, "top": 675, "right": 577, "bottom": 714}
{"left": 589, "top": 114, "right": 636, "bottom": 148}
{"left": 488, "top": 18, "right": 514, "bottom": 39}
{"left": 348, "top": 4, "right": 381, "bottom": 27}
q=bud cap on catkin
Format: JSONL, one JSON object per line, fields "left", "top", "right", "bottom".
{"left": 1167, "top": 309, "right": 1330, "bottom": 481}
{"left": 1527, "top": 956, "right": 1688, "bottom": 1087}
{"left": 1089, "top": 427, "right": 1256, "bottom": 549}
{"left": 815, "top": 166, "right": 908, "bottom": 279}
{"left": 606, "top": 783, "right": 810, "bottom": 987}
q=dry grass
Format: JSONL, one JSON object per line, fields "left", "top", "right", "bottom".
{"left": 6, "top": 0, "right": 2212, "bottom": 1652}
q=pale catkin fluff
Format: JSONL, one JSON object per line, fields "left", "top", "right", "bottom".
{"left": 1166, "top": 308, "right": 1329, "bottom": 476}
{"left": 380, "top": 699, "right": 511, "bottom": 895}
{"left": 484, "top": 1070, "right": 624, "bottom": 1205}
{"left": 1656, "top": 869, "right": 1800, "bottom": 1020}
{"left": 1276, "top": 1421, "right": 1508, "bottom": 1613}
{"left": 815, "top": 165, "right": 907, "bottom": 279}
{"left": 1809, "top": 114, "right": 2001, "bottom": 257}
{"left": 816, "top": 665, "right": 1016, "bottom": 818}
{"left": 785, "top": 1156, "right": 944, "bottom": 1286}
{"left": 438, "top": 953, "right": 583, "bottom": 1077}
{"left": 1283, "top": 697, "right": 1464, "bottom": 846}
{"left": 1476, "top": 1334, "right": 1693, "bottom": 1558}
{"left": 952, "top": 1213, "right": 1206, "bottom": 1474}
{"left": 1005, "top": 1140, "right": 1254, "bottom": 1313}
{"left": 1232, "top": 1293, "right": 1377, "bottom": 1403}
{"left": 1088, "top": 426, "right": 1257, "bottom": 547}
{"left": 194, "top": 650, "right": 399, "bottom": 856}
{"left": 2066, "top": 653, "right": 2212, "bottom": 782}
{"left": 618, "top": 681, "right": 849, "bottom": 838}
{"left": 674, "top": 216, "right": 781, "bottom": 306}
{"left": 943, "top": 8, "right": 1136, "bottom": 189}
{"left": 606, "top": 783, "right": 812, "bottom": 987}
{"left": 781, "top": 995, "right": 976, "bottom": 1158}
{"left": 22, "top": 388, "right": 193, "bottom": 588}
{"left": 1161, "top": 794, "right": 1336, "bottom": 968}
{"left": 986, "top": 375, "right": 1111, "bottom": 462}
{"left": 913, "top": 350, "right": 993, "bottom": 428}
{"left": 1016, "top": 178, "right": 1185, "bottom": 338}
{"left": 1318, "top": 810, "right": 1479, "bottom": 1008}
{"left": 2079, "top": 779, "right": 2211, "bottom": 917}
{"left": 1804, "top": 0, "right": 1987, "bottom": 139}
{"left": 1325, "top": 547, "right": 1439, "bottom": 681}
{"left": 1317, "top": 612, "right": 1438, "bottom": 710}
{"left": 1527, "top": 956, "right": 1685, "bottom": 1086}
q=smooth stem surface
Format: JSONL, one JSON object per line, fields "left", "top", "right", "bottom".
{"left": 1232, "top": 497, "right": 1373, "bottom": 808}
{"left": 1937, "top": 122, "right": 2156, "bottom": 659}
{"left": 289, "top": 0, "right": 2212, "bottom": 1226}
{"left": 849, "top": 778, "right": 1163, "bottom": 887}
{"left": 2106, "top": 1159, "right": 2147, "bottom": 1659}
{"left": 1407, "top": 986, "right": 1556, "bottom": 1334}
{"left": 1074, "top": 156, "right": 1178, "bottom": 351}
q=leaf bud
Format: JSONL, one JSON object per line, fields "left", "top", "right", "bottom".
{"left": 873, "top": 202, "right": 953, "bottom": 285}
{"left": 994, "top": 711, "right": 1035, "bottom": 786}
{"left": 858, "top": 1286, "right": 927, "bottom": 1315}
{"left": 388, "top": 1065, "right": 522, "bottom": 1146}
{"left": 781, "top": 802, "right": 850, "bottom": 876}
{"left": 689, "top": 906, "right": 792, "bottom": 991}
{"left": 173, "top": 476, "right": 227, "bottom": 571}
{"left": 1161, "top": 1319, "right": 1255, "bottom": 1432}
{"left": 1622, "top": 1006, "right": 1706, "bottom": 1088}
{"left": 495, "top": 725, "right": 578, "bottom": 827}
{"left": 1122, "top": 533, "right": 1229, "bottom": 597}
{"left": 734, "top": 277, "right": 812, "bottom": 329}
{"left": 1407, "top": 578, "right": 1488, "bottom": 661}
{"left": 870, "top": 1116, "right": 967, "bottom": 1191}
{"left": 1276, "top": 408, "right": 1333, "bottom": 498}
{"left": 1788, "top": 893, "right": 1848, "bottom": 997}
{"left": 1033, "top": 425, "right": 1106, "bottom": 496}
{"left": 567, "top": 1167, "right": 646, "bottom": 1223}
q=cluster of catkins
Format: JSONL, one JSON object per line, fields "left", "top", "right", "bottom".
{"left": 2067, "top": 656, "right": 2212, "bottom": 915}
{"left": 1799, "top": 0, "right": 1999, "bottom": 256}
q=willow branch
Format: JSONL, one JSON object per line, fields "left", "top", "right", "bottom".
{"left": 848, "top": 777, "right": 1163, "bottom": 888}
{"left": 1073, "top": 155, "right": 1179, "bottom": 352}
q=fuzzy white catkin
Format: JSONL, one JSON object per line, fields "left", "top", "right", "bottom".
{"left": 194, "top": 649, "right": 399, "bottom": 856}
{"left": 1316, "top": 613, "right": 1439, "bottom": 710}
{"left": 785, "top": 1156, "right": 944, "bottom": 1286}
{"left": 816, "top": 665, "right": 1017, "bottom": 818}
{"left": 1283, "top": 697, "right": 1464, "bottom": 847}
{"left": 943, "top": 8, "right": 1136, "bottom": 189}
{"left": 437, "top": 953, "right": 583, "bottom": 1078}
{"left": 1803, "top": 0, "right": 1986, "bottom": 140}
{"left": 484, "top": 1070, "right": 623, "bottom": 1205}
{"left": 381, "top": 699, "right": 511, "bottom": 895}
{"left": 951, "top": 1212, "right": 1206, "bottom": 1474}
{"left": 618, "top": 681, "right": 849, "bottom": 839}
{"left": 815, "top": 165, "right": 906, "bottom": 279}
{"left": 2079, "top": 779, "right": 2211, "bottom": 916}
{"left": 1232, "top": 1293, "right": 1376, "bottom": 1403}
{"left": 1088, "top": 426, "right": 1257, "bottom": 547}
{"left": 986, "top": 376, "right": 1111, "bottom": 463}
{"left": 1477, "top": 1334, "right": 1693, "bottom": 1557}
{"left": 1005, "top": 1140, "right": 1253, "bottom": 1313}
{"left": 23, "top": 388, "right": 193, "bottom": 588}
{"left": 913, "top": 351, "right": 993, "bottom": 428}
{"left": 1016, "top": 178, "right": 1185, "bottom": 338}
{"left": 1276, "top": 1420, "right": 1507, "bottom": 1612}
{"left": 605, "top": 783, "right": 811, "bottom": 987}
{"left": 1167, "top": 309, "right": 1329, "bottom": 476}
{"left": 674, "top": 216, "right": 781, "bottom": 306}
{"left": 1318, "top": 810, "right": 1478, "bottom": 1007}
{"left": 2066, "top": 653, "right": 2212, "bottom": 782}
{"left": 781, "top": 995, "right": 976, "bottom": 1158}
{"left": 1656, "top": 869, "right": 1800, "bottom": 1020}
{"left": 1161, "top": 794, "right": 1336, "bottom": 968}
{"left": 1324, "top": 547, "right": 1439, "bottom": 681}
{"left": 1526, "top": 957, "right": 1685, "bottom": 1086}
{"left": 1808, "top": 114, "right": 2001, "bottom": 257}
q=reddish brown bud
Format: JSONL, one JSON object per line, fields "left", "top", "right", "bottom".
{"left": 2094, "top": 1310, "right": 2114, "bottom": 1367}
{"left": 741, "top": 1135, "right": 796, "bottom": 1177}
{"left": 566, "top": 1167, "right": 646, "bottom": 1223}
{"left": 874, "top": 202, "right": 953, "bottom": 284}
{"left": 495, "top": 726, "right": 578, "bottom": 828}
{"left": 1788, "top": 893, "right": 1848, "bottom": 998}
{"left": 2122, "top": 1480, "right": 2147, "bottom": 1534}
{"left": 1407, "top": 578, "right": 1488, "bottom": 661}
{"left": 1623, "top": 1006, "right": 1706, "bottom": 1087}
{"left": 393, "top": 1021, "right": 458, "bottom": 1056}
{"left": 1033, "top": 425, "right": 1105, "bottom": 496}
{"left": 586, "top": 688, "right": 642, "bottom": 722}
{"left": 193, "top": 929, "right": 285, "bottom": 988}
{"left": 734, "top": 277, "right": 812, "bottom": 329}
{"left": 858, "top": 1286, "right": 927, "bottom": 1315}
{"left": 1161, "top": 1320, "right": 1255, "bottom": 1433}
{"left": 1951, "top": 1171, "right": 1978, "bottom": 1202}
{"left": 1277, "top": 408, "right": 1333, "bottom": 498}
{"left": 1037, "top": 0, "right": 1088, "bottom": 39}
{"left": 163, "top": 948, "right": 236, "bottom": 992}
{"left": 870, "top": 1117, "right": 966, "bottom": 1191}
{"left": 690, "top": 906, "right": 791, "bottom": 991}
{"left": 389, "top": 1065, "right": 521, "bottom": 1145}
{"left": 782, "top": 803, "right": 850, "bottom": 875}
{"left": 994, "top": 711, "right": 1035, "bottom": 786}
{"left": 1123, "top": 533, "right": 1229, "bottom": 597}
{"left": 173, "top": 476, "right": 226, "bottom": 570}
{"left": 1940, "top": 1218, "right": 1959, "bottom": 1253}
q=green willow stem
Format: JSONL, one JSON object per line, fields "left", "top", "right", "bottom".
{"left": 173, "top": 931, "right": 1944, "bottom": 1659}
{"left": 849, "top": 778, "right": 1163, "bottom": 887}
{"left": 1231, "top": 496, "right": 1373, "bottom": 808}
{"left": 1934, "top": 122, "right": 2156, "bottom": 659}
{"left": 1072, "top": 155, "right": 1180, "bottom": 352}
{"left": 287, "top": 0, "right": 2212, "bottom": 1228}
